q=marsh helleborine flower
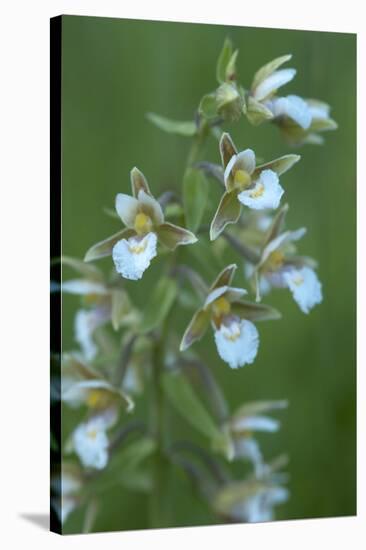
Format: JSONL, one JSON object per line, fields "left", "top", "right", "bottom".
{"left": 84, "top": 167, "right": 197, "bottom": 280}
{"left": 72, "top": 408, "right": 118, "bottom": 470}
{"left": 209, "top": 132, "right": 300, "bottom": 241}
{"left": 180, "top": 264, "right": 281, "bottom": 369}
{"left": 250, "top": 206, "right": 323, "bottom": 313}
{"left": 265, "top": 95, "right": 338, "bottom": 145}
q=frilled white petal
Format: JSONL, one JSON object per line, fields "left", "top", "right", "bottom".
{"left": 235, "top": 149, "right": 256, "bottom": 175}
{"left": 62, "top": 279, "right": 107, "bottom": 296}
{"left": 253, "top": 68, "right": 296, "bottom": 102}
{"left": 115, "top": 193, "right": 140, "bottom": 227}
{"left": 232, "top": 415, "right": 281, "bottom": 433}
{"left": 268, "top": 95, "right": 312, "bottom": 129}
{"left": 73, "top": 418, "right": 109, "bottom": 470}
{"left": 137, "top": 189, "right": 164, "bottom": 225}
{"left": 283, "top": 266, "right": 322, "bottom": 314}
{"left": 214, "top": 318, "right": 259, "bottom": 368}
{"left": 238, "top": 170, "right": 284, "bottom": 210}
{"left": 112, "top": 232, "right": 157, "bottom": 281}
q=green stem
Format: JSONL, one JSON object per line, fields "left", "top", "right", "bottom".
{"left": 149, "top": 320, "right": 169, "bottom": 528}
{"left": 186, "top": 119, "right": 209, "bottom": 167}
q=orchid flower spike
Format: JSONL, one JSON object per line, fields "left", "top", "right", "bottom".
{"left": 84, "top": 168, "right": 197, "bottom": 280}
{"left": 210, "top": 133, "right": 300, "bottom": 240}
{"left": 180, "top": 264, "right": 281, "bottom": 368}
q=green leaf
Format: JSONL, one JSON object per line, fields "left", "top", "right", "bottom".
{"left": 216, "top": 38, "right": 233, "bottom": 84}
{"left": 82, "top": 437, "right": 156, "bottom": 497}
{"left": 163, "top": 370, "right": 234, "bottom": 460}
{"left": 163, "top": 370, "right": 220, "bottom": 441}
{"left": 146, "top": 112, "right": 196, "bottom": 136}
{"left": 139, "top": 277, "right": 177, "bottom": 333}
{"left": 183, "top": 168, "right": 209, "bottom": 232}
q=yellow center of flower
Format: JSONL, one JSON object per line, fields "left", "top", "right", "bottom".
{"left": 86, "top": 389, "right": 110, "bottom": 409}
{"left": 211, "top": 296, "right": 232, "bottom": 326}
{"left": 212, "top": 296, "right": 231, "bottom": 317}
{"left": 267, "top": 250, "right": 285, "bottom": 271}
{"left": 234, "top": 169, "right": 252, "bottom": 190}
{"left": 134, "top": 212, "right": 152, "bottom": 236}
{"left": 87, "top": 429, "right": 98, "bottom": 440}
{"left": 224, "top": 324, "right": 241, "bottom": 342}
{"left": 249, "top": 182, "right": 265, "bottom": 199}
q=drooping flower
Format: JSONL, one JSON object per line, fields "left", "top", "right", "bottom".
{"left": 210, "top": 133, "right": 300, "bottom": 240}
{"left": 60, "top": 256, "right": 139, "bottom": 360}
{"left": 84, "top": 168, "right": 197, "bottom": 280}
{"left": 180, "top": 264, "right": 281, "bottom": 369}
{"left": 72, "top": 408, "right": 117, "bottom": 470}
{"left": 227, "top": 400, "right": 288, "bottom": 477}
{"left": 249, "top": 204, "right": 323, "bottom": 313}
{"left": 229, "top": 483, "right": 289, "bottom": 523}
{"left": 74, "top": 307, "right": 110, "bottom": 360}
{"left": 61, "top": 352, "right": 134, "bottom": 413}
{"left": 265, "top": 95, "right": 338, "bottom": 145}
{"left": 213, "top": 458, "right": 289, "bottom": 523}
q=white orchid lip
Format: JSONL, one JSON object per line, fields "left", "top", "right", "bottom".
{"left": 73, "top": 417, "right": 109, "bottom": 470}
{"left": 112, "top": 232, "right": 157, "bottom": 281}
{"left": 283, "top": 266, "right": 322, "bottom": 314}
{"left": 214, "top": 317, "right": 259, "bottom": 369}
{"left": 238, "top": 170, "right": 284, "bottom": 210}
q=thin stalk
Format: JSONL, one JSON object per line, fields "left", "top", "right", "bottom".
{"left": 148, "top": 319, "right": 169, "bottom": 528}
{"left": 222, "top": 230, "right": 261, "bottom": 265}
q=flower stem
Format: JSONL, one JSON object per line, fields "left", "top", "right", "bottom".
{"left": 149, "top": 320, "right": 169, "bottom": 528}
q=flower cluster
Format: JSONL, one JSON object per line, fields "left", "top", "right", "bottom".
{"left": 53, "top": 38, "right": 336, "bottom": 530}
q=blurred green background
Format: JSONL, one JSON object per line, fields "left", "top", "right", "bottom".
{"left": 60, "top": 15, "right": 356, "bottom": 532}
